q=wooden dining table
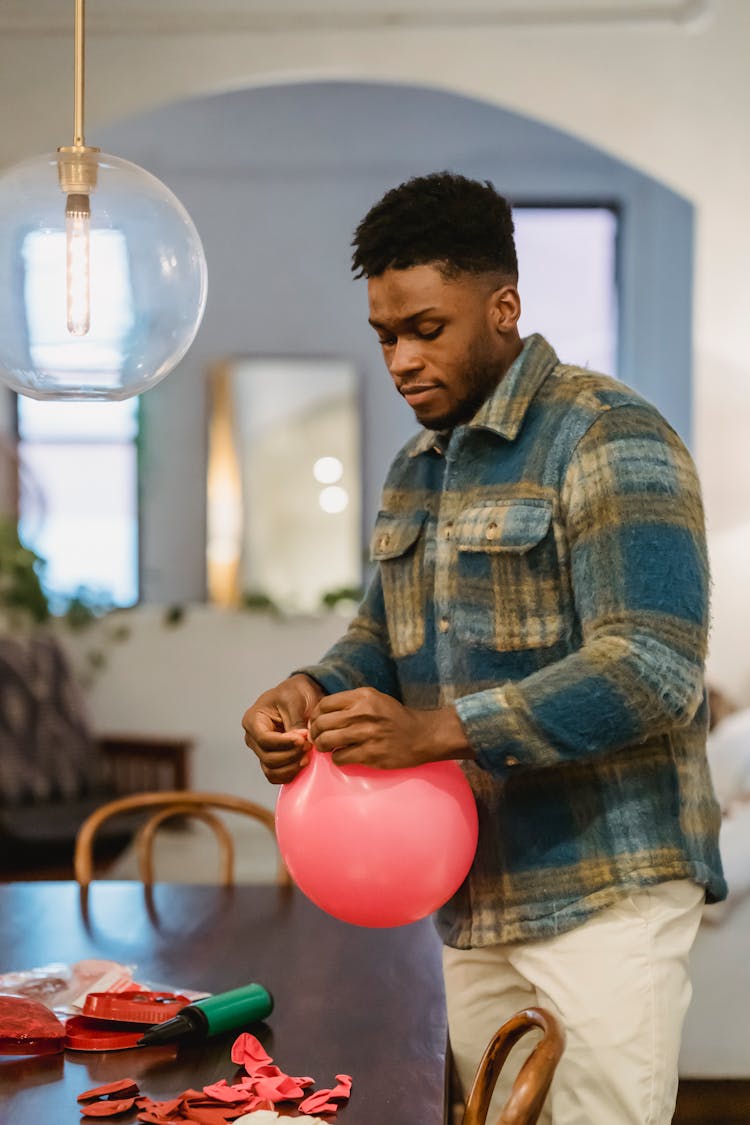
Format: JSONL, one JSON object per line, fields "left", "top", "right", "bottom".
{"left": 0, "top": 881, "right": 449, "bottom": 1124}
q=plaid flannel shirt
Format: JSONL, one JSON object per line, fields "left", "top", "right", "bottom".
{"left": 298, "top": 334, "right": 726, "bottom": 947}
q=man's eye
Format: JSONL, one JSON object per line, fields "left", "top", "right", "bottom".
{"left": 378, "top": 336, "right": 396, "bottom": 347}
{"left": 418, "top": 326, "right": 443, "bottom": 340}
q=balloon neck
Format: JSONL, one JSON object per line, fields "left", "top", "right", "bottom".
{"left": 309, "top": 745, "right": 341, "bottom": 779}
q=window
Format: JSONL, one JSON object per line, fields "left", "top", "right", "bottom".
{"left": 16, "top": 398, "right": 139, "bottom": 611}
{"left": 514, "top": 206, "right": 619, "bottom": 376}
{"left": 17, "top": 226, "right": 139, "bottom": 610}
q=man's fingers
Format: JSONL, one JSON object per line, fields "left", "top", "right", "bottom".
{"left": 330, "top": 745, "right": 373, "bottom": 768}
{"left": 242, "top": 708, "right": 277, "bottom": 738}
{"left": 255, "top": 745, "right": 305, "bottom": 767}
{"left": 253, "top": 741, "right": 310, "bottom": 784}
{"left": 308, "top": 708, "right": 349, "bottom": 740}
{"left": 244, "top": 732, "right": 310, "bottom": 781}
{"left": 309, "top": 695, "right": 368, "bottom": 741}
{"left": 312, "top": 690, "right": 362, "bottom": 716}
{"left": 261, "top": 754, "right": 310, "bottom": 785}
{"left": 277, "top": 702, "right": 312, "bottom": 731}
{"left": 244, "top": 727, "right": 306, "bottom": 750}
{"left": 313, "top": 726, "right": 363, "bottom": 754}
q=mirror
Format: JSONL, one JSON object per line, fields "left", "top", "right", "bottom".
{"left": 207, "top": 357, "right": 361, "bottom": 614}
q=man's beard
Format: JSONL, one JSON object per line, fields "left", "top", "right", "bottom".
{"left": 423, "top": 352, "right": 503, "bottom": 431}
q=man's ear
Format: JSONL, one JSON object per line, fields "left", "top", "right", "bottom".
{"left": 489, "top": 283, "right": 521, "bottom": 333}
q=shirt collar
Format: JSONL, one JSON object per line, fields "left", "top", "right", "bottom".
{"left": 409, "top": 334, "right": 559, "bottom": 457}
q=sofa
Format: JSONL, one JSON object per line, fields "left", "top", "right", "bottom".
{"left": 0, "top": 631, "right": 191, "bottom": 877}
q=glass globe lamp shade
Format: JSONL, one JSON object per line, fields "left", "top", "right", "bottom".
{"left": 0, "top": 151, "right": 207, "bottom": 400}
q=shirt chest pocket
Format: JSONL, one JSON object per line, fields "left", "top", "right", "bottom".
{"left": 454, "top": 500, "right": 566, "bottom": 651}
{"left": 371, "top": 509, "right": 429, "bottom": 657}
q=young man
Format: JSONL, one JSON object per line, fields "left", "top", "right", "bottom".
{"left": 242, "top": 172, "right": 725, "bottom": 1124}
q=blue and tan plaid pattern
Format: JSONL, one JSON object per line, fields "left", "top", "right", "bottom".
{"left": 298, "top": 334, "right": 726, "bottom": 947}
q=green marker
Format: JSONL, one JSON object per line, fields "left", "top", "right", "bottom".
{"left": 136, "top": 983, "right": 273, "bottom": 1046}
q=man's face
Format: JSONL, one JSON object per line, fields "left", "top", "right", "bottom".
{"left": 367, "top": 264, "right": 520, "bottom": 431}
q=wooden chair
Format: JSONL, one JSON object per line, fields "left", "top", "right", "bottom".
{"left": 461, "top": 1007, "right": 565, "bottom": 1125}
{"left": 74, "top": 790, "right": 292, "bottom": 889}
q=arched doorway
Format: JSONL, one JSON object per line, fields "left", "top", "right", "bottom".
{"left": 97, "top": 79, "right": 692, "bottom": 602}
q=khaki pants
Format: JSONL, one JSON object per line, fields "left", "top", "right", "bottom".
{"left": 443, "top": 880, "right": 704, "bottom": 1125}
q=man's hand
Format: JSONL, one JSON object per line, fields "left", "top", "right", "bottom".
{"left": 242, "top": 674, "right": 324, "bottom": 784}
{"left": 308, "top": 686, "right": 473, "bottom": 770}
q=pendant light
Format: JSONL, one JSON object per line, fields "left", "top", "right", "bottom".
{"left": 0, "top": 0, "right": 207, "bottom": 401}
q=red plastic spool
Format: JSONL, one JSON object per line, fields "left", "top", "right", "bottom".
{"left": 82, "top": 990, "right": 190, "bottom": 1024}
{"left": 64, "top": 1016, "right": 145, "bottom": 1052}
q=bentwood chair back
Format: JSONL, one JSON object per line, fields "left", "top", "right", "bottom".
{"left": 74, "top": 790, "right": 291, "bottom": 889}
{"left": 461, "top": 1007, "right": 565, "bottom": 1125}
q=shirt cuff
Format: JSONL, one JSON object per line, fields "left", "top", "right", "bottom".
{"left": 290, "top": 664, "right": 352, "bottom": 697}
{"left": 455, "top": 685, "right": 561, "bottom": 777}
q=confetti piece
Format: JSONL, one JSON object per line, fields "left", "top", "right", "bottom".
{"left": 201, "top": 1080, "right": 253, "bottom": 1104}
{"left": 230, "top": 1032, "right": 273, "bottom": 1071}
{"left": 78, "top": 1079, "right": 140, "bottom": 1103}
{"left": 135, "top": 1096, "right": 182, "bottom": 1115}
{"left": 178, "top": 1108, "right": 237, "bottom": 1125}
{"left": 299, "top": 1073, "right": 352, "bottom": 1115}
{"left": 253, "top": 1072, "right": 311, "bottom": 1102}
{"left": 80, "top": 1097, "right": 137, "bottom": 1117}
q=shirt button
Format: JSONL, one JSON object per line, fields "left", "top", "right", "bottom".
{"left": 438, "top": 616, "right": 450, "bottom": 633}
{"left": 444, "top": 521, "right": 453, "bottom": 539}
{"left": 505, "top": 755, "right": 520, "bottom": 767}
{"left": 378, "top": 533, "right": 390, "bottom": 549}
{"left": 486, "top": 522, "right": 498, "bottom": 540}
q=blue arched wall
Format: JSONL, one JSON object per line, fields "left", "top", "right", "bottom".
{"left": 101, "top": 80, "right": 693, "bottom": 603}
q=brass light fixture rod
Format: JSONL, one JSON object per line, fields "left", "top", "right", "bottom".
{"left": 73, "top": 0, "right": 86, "bottom": 148}
{"left": 58, "top": 0, "right": 99, "bottom": 195}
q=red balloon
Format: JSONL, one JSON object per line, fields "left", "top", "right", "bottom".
{"left": 275, "top": 747, "right": 478, "bottom": 928}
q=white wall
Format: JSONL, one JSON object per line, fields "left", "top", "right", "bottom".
{"left": 59, "top": 605, "right": 348, "bottom": 802}
{"left": 1, "top": 0, "right": 748, "bottom": 695}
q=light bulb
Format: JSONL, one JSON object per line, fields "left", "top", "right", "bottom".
{"left": 319, "top": 485, "right": 349, "bottom": 514}
{"left": 313, "top": 456, "right": 344, "bottom": 484}
{"left": 65, "top": 193, "right": 91, "bottom": 336}
{"left": 0, "top": 151, "right": 207, "bottom": 400}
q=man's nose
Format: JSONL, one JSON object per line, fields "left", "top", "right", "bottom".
{"left": 388, "top": 338, "right": 423, "bottom": 377}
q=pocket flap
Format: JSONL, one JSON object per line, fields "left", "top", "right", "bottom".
{"left": 371, "top": 510, "right": 428, "bottom": 561}
{"left": 456, "top": 500, "right": 553, "bottom": 553}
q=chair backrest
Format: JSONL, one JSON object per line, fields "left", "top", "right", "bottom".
{"left": 461, "top": 1007, "right": 565, "bottom": 1125}
{"left": 74, "top": 790, "right": 292, "bottom": 889}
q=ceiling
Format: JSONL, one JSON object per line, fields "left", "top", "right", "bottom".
{"left": 0, "top": 0, "right": 712, "bottom": 35}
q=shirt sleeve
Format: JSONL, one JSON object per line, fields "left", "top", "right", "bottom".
{"left": 293, "top": 568, "right": 402, "bottom": 700}
{"left": 455, "top": 403, "right": 710, "bottom": 776}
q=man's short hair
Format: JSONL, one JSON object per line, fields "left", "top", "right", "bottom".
{"left": 351, "top": 171, "right": 518, "bottom": 281}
